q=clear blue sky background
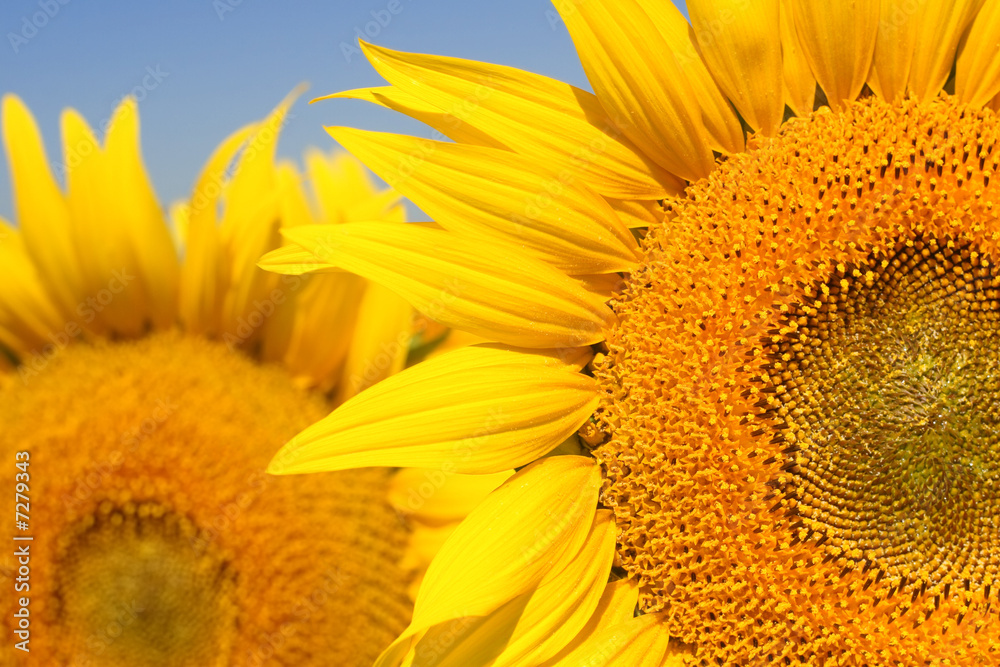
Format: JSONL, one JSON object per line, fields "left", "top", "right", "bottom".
{"left": 0, "top": 0, "right": 687, "bottom": 220}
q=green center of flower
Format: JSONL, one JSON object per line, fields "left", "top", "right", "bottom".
{"left": 56, "top": 503, "right": 237, "bottom": 666}
{"left": 767, "top": 235, "right": 1000, "bottom": 584}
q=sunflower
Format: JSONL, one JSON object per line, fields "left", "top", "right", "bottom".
{"left": 0, "top": 92, "right": 424, "bottom": 666}
{"left": 265, "top": 1, "right": 1000, "bottom": 665}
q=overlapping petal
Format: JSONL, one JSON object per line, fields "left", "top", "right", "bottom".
{"left": 790, "top": 0, "right": 879, "bottom": 109}
{"left": 688, "top": 0, "right": 784, "bottom": 136}
{"left": 2, "top": 95, "right": 81, "bottom": 321}
{"left": 558, "top": 0, "right": 716, "bottom": 180}
{"left": 375, "top": 456, "right": 602, "bottom": 666}
{"left": 958, "top": 1, "right": 1000, "bottom": 107}
{"left": 779, "top": 0, "right": 817, "bottom": 115}
{"left": 354, "top": 41, "right": 683, "bottom": 198}
{"left": 328, "top": 127, "right": 640, "bottom": 274}
{"left": 266, "top": 222, "right": 615, "bottom": 348}
{"left": 267, "top": 345, "right": 598, "bottom": 475}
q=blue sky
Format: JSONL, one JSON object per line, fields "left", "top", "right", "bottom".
{"left": 0, "top": 0, "right": 687, "bottom": 220}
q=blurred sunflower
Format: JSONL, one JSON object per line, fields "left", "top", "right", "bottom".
{"left": 264, "top": 1, "right": 1000, "bottom": 665}
{"left": 0, "top": 92, "right": 426, "bottom": 666}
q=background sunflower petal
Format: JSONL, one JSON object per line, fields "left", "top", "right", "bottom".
{"left": 2, "top": 95, "right": 81, "bottom": 321}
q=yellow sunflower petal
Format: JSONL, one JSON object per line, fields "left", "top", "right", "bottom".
{"left": 272, "top": 222, "right": 615, "bottom": 348}
{"left": 355, "top": 41, "right": 682, "bottom": 199}
{"left": 780, "top": 0, "right": 818, "bottom": 115}
{"left": 688, "top": 0, "right": 784, "bottom": 136}
{"left": 264, "top": 272, "right": 366, "bottom": 389}
{"left": 957, "top": 1, "right": 1000, "bottom": 107}
{"left": 558, "top": 0, "right": 715, "bottom": 180}
{"left": 0, "top": 220, "right": 65, "bottom": 356}
{"left": 62, "top": 106, "right": 145, "bottom": 337}
{"left": 907, "top": 0, "right": 984, "bottom": 101}
{"left": 644, "top": 0, "right": 745, "bottom": 153}
{"left": 605, "top": 197, "right": 663, "bottom": 229}
{"left": 267, "top": 345, "right": 599, "bottom": 475}
{"left": 334, "top": 281, "right": 413, "bottom": 402}
{"left": 490, "top": 509, "right": 617, "bottom": 666}
{"left": 319, "top": 85, "right": 510, "bottom": 149}
{"left": 409, "top": 455, "right": 600, "bottom": 629}
{"left": 252, "top": 244, "right": 340, "bottom": 274}
{"left": 2, "top": 94, "right": 80, "bottom": 317}
{"left": 275, "top": 160, "right": 314, "bottom": 229}
{"left": 218, "top": 91, "right": 299, "bottom": 337}
{"left": 867, "top": 0, "right": 920, "bottom": 102}
{"left": 790, "top": 0, "right": 879, "bottom": 109}
{"left": 328, "top": 127, "right": 640, "bottom": 274}
{"left": 389, "top": 468, "right": 515, "bottom": 526}
{"left": 538, "top": 578, "right": 641, "bottom": 666}
{"left": 400, "top": 508, "right": 615, "bottom": 667}
{"left": 103, "top": 98, "right": 180, "bottom": 330}
{"left": 550, "top": 612, "right": 672, "bottom": 667}
{"left": 180, "top": 123, "right": 255, "bottom": 335}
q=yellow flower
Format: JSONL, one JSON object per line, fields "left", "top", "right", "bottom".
{"left": 267, "top": 2, "right": 1000, "bottom": 665}
{"left": 0, "top": 92, "right": 419, "bottom": 665}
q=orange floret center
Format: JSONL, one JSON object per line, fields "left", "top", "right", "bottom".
{"left": 596, "top": 96, "right": 1000, "bottom": 665}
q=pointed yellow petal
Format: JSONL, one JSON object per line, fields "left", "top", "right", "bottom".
{"left": 62, "top": 107, "right": 146, "bottom": 337}
{"left": 790, "top": 0, "right": 879, "bottom": 109}
{"left": 605, "top": 197, "right": 663, "bottom": 229}
{"left": 539, "top": 578, "right": 641, "bottom": 666}
{"left": 780, "top": 0, "right": 817, "bottom": 115}
{"left": 0, "top": 220, "right": 66, "bottom": 356}
{"left": 490, "top": 509, "right": 617, "bottom": 666}
{"left": 278, "top": 222, "right": 614, "bottom": 348}
{"left": 400, "top": 508, "right": 614, "bottom": 667}
{"left": 958, "top": 1, "right": 1000, "bottom": 107}
{"left": 867, "top": 0, "right": 920, "bottom": 102}
{"left": 256, "top": 244, "right": 341, "bottom": 275}
{"left": 275, "top": 161, "right": 314, "bottom": 229}
{"left": 907, "top": 0, "right": 983, "bottom": 101}
{"left": 268, "top": 345, "right": 599, "bottom": 475}
{"left": 334, "top": 281, "right": 413, "bottom": 402}
{"left": 2, "top": 95, "right": 80, "bottom": 317}
{"left": 643, "top": 0, "right": 745, "bottom": 154}
{"left": 103, "top": 97, "right": 180, "bottom": 330}
{"left": 577, "top": 273, "right": 626, "bottom": 299}
{"left": 328, "top": 127, "right": 640, "bottom": 274}
{"left": 356, "top": 41, "right": 683, "bottom": 199}
{"left": 559, "top": 0, "right": 715, "bottom": 180}
{"left": 551, "top": 612, "right": 672, "bottom": 666}
{"left": 219, "top": 90, "right": 301, "bottom": 338}
{"left": 689, "top": 0, "right": 784, "bottom": 136}
{"left": 180, "top": 124, "right": 255, "bottom": 335}
{"left": 410, "top": 456, "right": 600, "bottom": 628}
{"left": 320, "top": 86, "right": 510, "bottom": 149}
{"left": 265, "top": 272, "right": 366, "bottom": 388}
